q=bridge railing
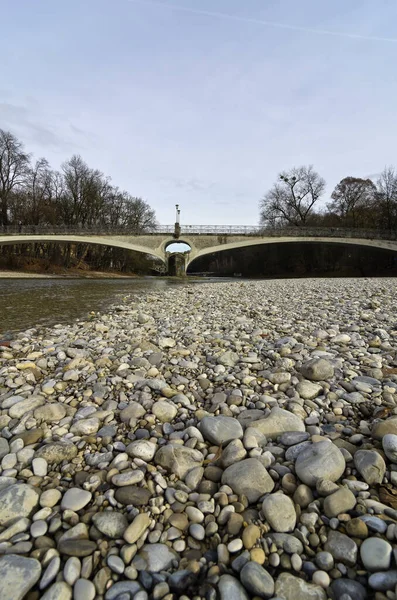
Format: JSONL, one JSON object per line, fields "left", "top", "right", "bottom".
{"left": 1, "top": 225, "right": 397, "bottom": 240}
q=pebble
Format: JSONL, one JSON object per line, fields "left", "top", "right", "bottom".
{"left": 295, "top": 441, "right": 345, "bottom": 486}
{"left": 360, "top": 537, "right": 392, "bottom": 571}
{"left": 354, "top": 449, "right": 386, "bottom": 485}
{"left": 92, "top": 511, "right": 128, "bottom": 539}
{"left": 218, "top": 574, "right": 249, "bottom": 600}
{"left": 262, "top": 493, "right": 296, "bottom": 532}
{"left": 382, "top": 433, "right": 397, "bottom": 463}
{"left": 61, "top": 489, "right": 92, "bottom": 511}
{"left": 240, "top": 562, "right": 275, "bottom": 598}
{"left": 1, "top": 279, "right": 397, "bottom": 599}
{"left": 221, "top": 458, "right": 274, "bottom": 503}
{"left": 73, "top": 579, "right": 96, "bottom": 600}
{"left": 124, "top": 513, "right": 151, "bottom": 544}
{"left": 0, "top": 555, "right": 41, "bottom": 600}
{"left": 63, "top": 557, "right": 81, "bottom": 585}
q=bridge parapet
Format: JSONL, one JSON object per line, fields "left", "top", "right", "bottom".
{"left": 2, "top": 225, "right": 397, "bottom": 240}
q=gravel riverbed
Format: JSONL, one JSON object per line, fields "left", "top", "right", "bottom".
{"left": 1, "top": 278, "right": 397, "bottom": 600}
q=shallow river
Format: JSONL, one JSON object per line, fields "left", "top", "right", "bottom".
{"left": 0, "top": 277, "right": 217, "bottom": 335}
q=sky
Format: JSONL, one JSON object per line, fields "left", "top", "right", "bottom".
{"left": 1, "top": 0, "right": 397, "bottom": 225}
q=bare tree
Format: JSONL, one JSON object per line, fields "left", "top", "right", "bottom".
{"left": 122, "top": 195, "right": 158, "bottom": 232}
{"left": 328, "top": 177, "right": 376, "bottom": 227}
{"left": 25, "top": 158, "right": 53, "bottom": 225}
{"left": 377, "top": 167, "right": 397, "bottom": 230}
{"left": 260, "top": 166, "right": 325, "bottom": 227}
{"left": 0, "top": 129, "right": 30, "bottom": 229}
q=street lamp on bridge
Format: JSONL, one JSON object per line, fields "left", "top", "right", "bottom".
{"left": 174, "top": 204, "right": 181, "bottom": 238}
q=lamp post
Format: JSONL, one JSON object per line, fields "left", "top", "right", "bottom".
{"left": 174, "top": 205, "right": 181, "bottom": 239}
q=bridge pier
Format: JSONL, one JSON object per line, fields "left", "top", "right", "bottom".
{"left": 166, "top": 253, "right": 188, "bottom": 276}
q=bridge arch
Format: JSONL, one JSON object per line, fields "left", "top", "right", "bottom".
{"left": 186, "top": 236, "right": 397, "bottom": 267}
{"left": 0, "top": 234, "right": 166, "bottom": 265}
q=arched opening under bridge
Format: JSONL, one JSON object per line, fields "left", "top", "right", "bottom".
{"left": 187, "top": 241, "right": 397, "bottom": 278}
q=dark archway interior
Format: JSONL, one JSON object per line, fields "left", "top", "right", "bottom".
{"left": 0, "top": 241, "right": 163, "bottom": 275}
{"left": 187, "top": 242, "right": 397, "bottom": 278}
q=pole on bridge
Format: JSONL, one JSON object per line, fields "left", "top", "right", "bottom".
{"left": 174, "top": 204, "right": 181, "bottom": 239}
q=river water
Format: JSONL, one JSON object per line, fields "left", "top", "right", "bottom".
{"left": 0, "top": 277, "right": 214, "bottom": 336}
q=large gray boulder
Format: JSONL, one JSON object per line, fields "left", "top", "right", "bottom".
{"left": 222, "top": 458, "right": 274, "bottom": 503}
{"left": 354, "top": 450, "right": 386, "bottom": 485}
{"left": 300, "top": 358, "right": 334, "bottom": 381}
{"left": 154, "top": 444, "right": 203, "bottom": 479}
{"left": 275, "top": 573, "right": 326, "bottom": 600}
{"left": 200, "top": 415, "right": 243, "bottom": 446}
{"left": 0, "top": 555, "right": 41, "bottom": 600}
{"left": 248, "top": 407, "right": 305, "bottom": 440}
{"left": 136, "top": 543, "right": 178, "bottom": 572}
{"left": 0, "top": 484, "right": 40, "bottom": 526}
{"left": 295, "top": 441, "right": 345, "bottom": 486}
{"left": 262, "top": 493, "right": 296, "bottom": 532}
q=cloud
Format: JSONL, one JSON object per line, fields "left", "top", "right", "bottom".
{"left": 0, "top": 101, "right": 77, "bottom": 152}
{"left": 155, "top": 174, "right": 217, "bottom": 192}
{"left": 128, "top": 0, "right": 397, "bottom": 43}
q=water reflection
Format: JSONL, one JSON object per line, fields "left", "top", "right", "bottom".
{"left": 0, "top": 277, "right": 208, "bottom": 335}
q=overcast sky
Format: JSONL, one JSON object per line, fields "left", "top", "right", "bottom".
{"left": 1, "top": 0, "right": 397, "bottom": 225}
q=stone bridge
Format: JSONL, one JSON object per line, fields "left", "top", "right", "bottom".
{"left": 1, "top": 226, "right": 397, "bottom": 275}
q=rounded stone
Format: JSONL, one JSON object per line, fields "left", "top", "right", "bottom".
{"left": 218, "top": 574, "right": 249, "bottom": 600}
{"left": 372, "top": 417, "right": 397, "bottom": 440}
{"left": 40, "top": 582, "right": 72, "bottom": 600}
{"left": 242, "top": 524, "right": 261, "bottom": 549}
{"left": 300, "top": 358, "right": 334, "bottom": 381}
{"left": 40, "top": 489, "right": 61, "bottom": 508}
{"left": 92, "top": 512, "right": 128, "bottom": 539}
{"left": 240, "top": 561, "right": 275, "bottom": 598}
{"left": 330, "top": 578, "right": 367, "bottom": 600}
{"left": 262, "top": 493, "right": 296, "bottom": 532}
{"left": 152, "top": 401, "right": 177, "bottom": 422}
{"left": 126, "top": 440, "right": 157, "bottom": 461}
{"left": 58, "top": 539, "right": 97, "bottom": 557}
{"left": 275, "top": 572, "right": 327, "bottom": 600}
{"left": 0, "top": 555, "right": 42, "bottom": 600}
{"left": 312, "top": 571, "right": 330, "bottom": 588}
{"left": 114, "top": 486, "right": 151, "bottom": 506}
{"left": 189, "top": 524, "right": 205, "bottom": 541}
{"left": 221, "top": 458, "right": 274, "bottom": 504}
{"left": 360, "top": 537, "right": 392, "bottom": 571}
{"left": 63, "top": 557, "right": 81, "bottom": 586}
{"left": 30, "top": 520, "right": 47, "bottom": 538}
{"left": 137, "top": 543, "right": 178, "bottom": 573}
{"left": 323, "top": 487, "right": 356, "bottom": 518}
{"left": 200, "top": 415, "right": 243, "bottom": 446}
{"left": 107, "top": 555, "right": 125, "bottom": 574}
{"left": 111, "top": 470, "right": 144, "bottom": 486}
{"left": 382, "top": 433, "right": 397, "bottom": 463}
{"left": 345, "top": 518, "right": 368, "bottom": 539}
{"left": 32, "top": 457, "right": 48, "bottom": 477}
{"left": 354, "top": 449, "right": 386, "bottom": 485}
{"left": 295, "top": 441, "right": 345, "bottom": 486}
{"left": 123, "top": 513, "right": 151, "bottom": 544}
{"left": 35, "top": 442, "right": 77, "bottom": 465}
{"left": 315, "top": 552, "right": 334, "bottom": 572}
{"left": 73, "top": 579, "right": 95, "bottom": 600}
{"left": 61, "top": 488, "right": 92, "bottom": 511}
{"left": 247, "top": 407, "right": 305, "bottom": 440}
{"left": 0, "top": 484, "right": 39, "bottom": 526}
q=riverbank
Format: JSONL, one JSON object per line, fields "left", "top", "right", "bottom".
{"left": 0, "top": 269, "right": 138, "bottom": 279}
{"left": 0, "top": 278, "right": 397, "bottom": 598}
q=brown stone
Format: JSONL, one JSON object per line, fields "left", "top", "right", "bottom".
{"left": 242, "top": 524, "right": 261, "bottom": 550}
